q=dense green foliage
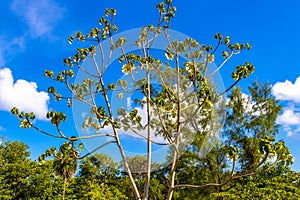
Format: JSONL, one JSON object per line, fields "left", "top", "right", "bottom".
{"left": 0, "top": 138, "right": 299, "bottom": 199}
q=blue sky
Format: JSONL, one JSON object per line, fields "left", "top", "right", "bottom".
{"left": 1, "top": 0, "right": 300, "bottom": 170}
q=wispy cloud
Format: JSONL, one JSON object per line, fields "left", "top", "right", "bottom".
{"left": 10, "top": 0, "right": 64, "bottom": 38}
{"left": 272, "top": 76, "right": 300, "bottom": 102}
{"left": 0, "top": 126, "right": 5, "bottom": 132}
{"left": 0, "top": 68, "right": 49, "bottom": 120}
{"left": 279, "top": 122, "right": 300, "bottom": 138}
{"left": 0, "top": 0, "right": 64, "bottom": 66}
{"left": 0, "top": 36, "right": 26, "bottom": 67}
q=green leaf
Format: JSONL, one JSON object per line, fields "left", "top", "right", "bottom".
{"left": 246, "top": 42, "right": 252, "bottom": 50}
{"left": 111, "top": 8, "right": 117, "bottom": 15}
{"left": 165, "top": 50, "right": 174, "bottom": 60}
{"left": 118, "top": 93, "right": 124, "bottom": 98}
{"left": 206, "top": 54, "right": 214, "bottom": 63}
{"left": 88, "top": 45, "right": 96, "bottom": 55}
{"left": 122, "top": 63, "right": 134, "bottom": 74}
{"left": 235, "top": 43, "right": 241, "bottom": 50}
{"left": 214, "top": 32, "right": 223, "bottom": 40}
{"left": 224, "top": 36, "right": 230, "bottom": 45}
{"left": 68, "top": 34, "right": 74, "bottom": 44}
{"left": 44, "top": 70, "right": 54, "bottom": 78}
{"left": 56, "top": 73, "right": 63, "bottom": 82}
{"left": 118, "top": 55, "right": 125, "bottom": 63}
{"left": 20, "top": 119, "right": 31, "bottom": 128}
{"left": 117, "top": 107, "right": 126, "bottom": 116}
{"left": 105, "top": 8, "right": 111, "bottom": 16}
{"left": 129, "top": 109, "right": 138, "bottom": 120}
{"left": 47, "top": 86, "right": 56, "bottom": 94}
{"left": 18, "top": 111, "right": 25, "bottom": 118}
{"left": 46, "top": 111, "right": 54, "bottom": 119}
{"left": 96, "top": 82, "right": 102, "bottom": 91}
{"left": 11, "top": 107, "right": 19, "bottom": 115}
{"left": 108, "top": 83, "right": 116, "bottom": 90}
{"left": 55, "top": 94, "right": 62, "bottom": 101}
{"left": 28, "top": 112, "right": 35, "bottom": 120}
{"left": 112, "top": 25, "right": 118, "bottom": 32}
{"left": 63, "top": 57, "right": 73, "bottom": 67}
{"left": 222, "top": 50, "right": 229, "bottom": 58}
{"left": 165, "top": 0, "right": 172, "bottom": 5}
{"left": 68, "top": 69, "right": 74, "bottom": 78}
{"left": 90, "top": 28, "right": 100, "bottom": 38}
{"left": 78, "top": 143, "right": 84, "bottom": 152}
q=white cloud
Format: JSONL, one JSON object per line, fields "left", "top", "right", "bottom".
{"left": 277, "top": 109, "right": 300, "bottom": 126}
{"left": 272, "top": 76, "right": 300, "bottom": 138}
{"left": 272, "top": 76, "right": 300, "bottom": 102}
{"left": 276, "top": 106, "right": 300, "bottom": 138}
{"left": 10, "top": 0, "right": 64, "bottom": 38}
{"left": 0, "top": 68, "right": 49, "bottom": 120}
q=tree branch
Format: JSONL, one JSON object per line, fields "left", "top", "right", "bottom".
{"left": 76, "top": 140, "right": 117, "bottom": 159}
{"left": 174, "top": 154, "right": 280, "bottom": 190}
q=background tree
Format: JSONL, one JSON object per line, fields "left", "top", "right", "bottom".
{"left": 0, "top": 141, "right": 35, "bottom": 199}
{"left": 72, "top": 153, "right": 126, "bottom": 199}
{"left": 38, "top": 142, "right": 83, "bottom": 200}
{"left": 0, "top": 140, "right": 62, "bottom": 199}
{"left": 168, "top": 82, "right": 293, "bottom": 199}
{"left": 26, "top": 160, "right": 63, "bottom": 199}
{"left": 211, "top": 167, "right": 300, "bottom": 199}
{"left": 0, "top": 138, "right": 295, "bottom": 199}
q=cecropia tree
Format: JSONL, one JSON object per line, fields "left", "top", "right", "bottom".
{"left": 10, "top": 0, "right": 292, "bottom": 199}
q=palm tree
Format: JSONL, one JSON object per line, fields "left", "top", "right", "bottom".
{"left": 39, "top": 142, "right": 78, "bottom": 200}
{"left": 53, "top": 142, "right": 78, "bottom": 200}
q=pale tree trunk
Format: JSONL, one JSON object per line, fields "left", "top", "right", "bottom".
{"left": 115, "top": 134, "right": 142, "bottom": 199}
{"left": 166, "top": 144, "right": 178, "bottom": 200}
{"left": 143, "top": 67, "right": 152, "bottom": 200}
{"left": 93, "top": 55, "right": 142, "bottom": 200}
{"left": 167, "top": 54, "right": 181, "bottom": 200}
